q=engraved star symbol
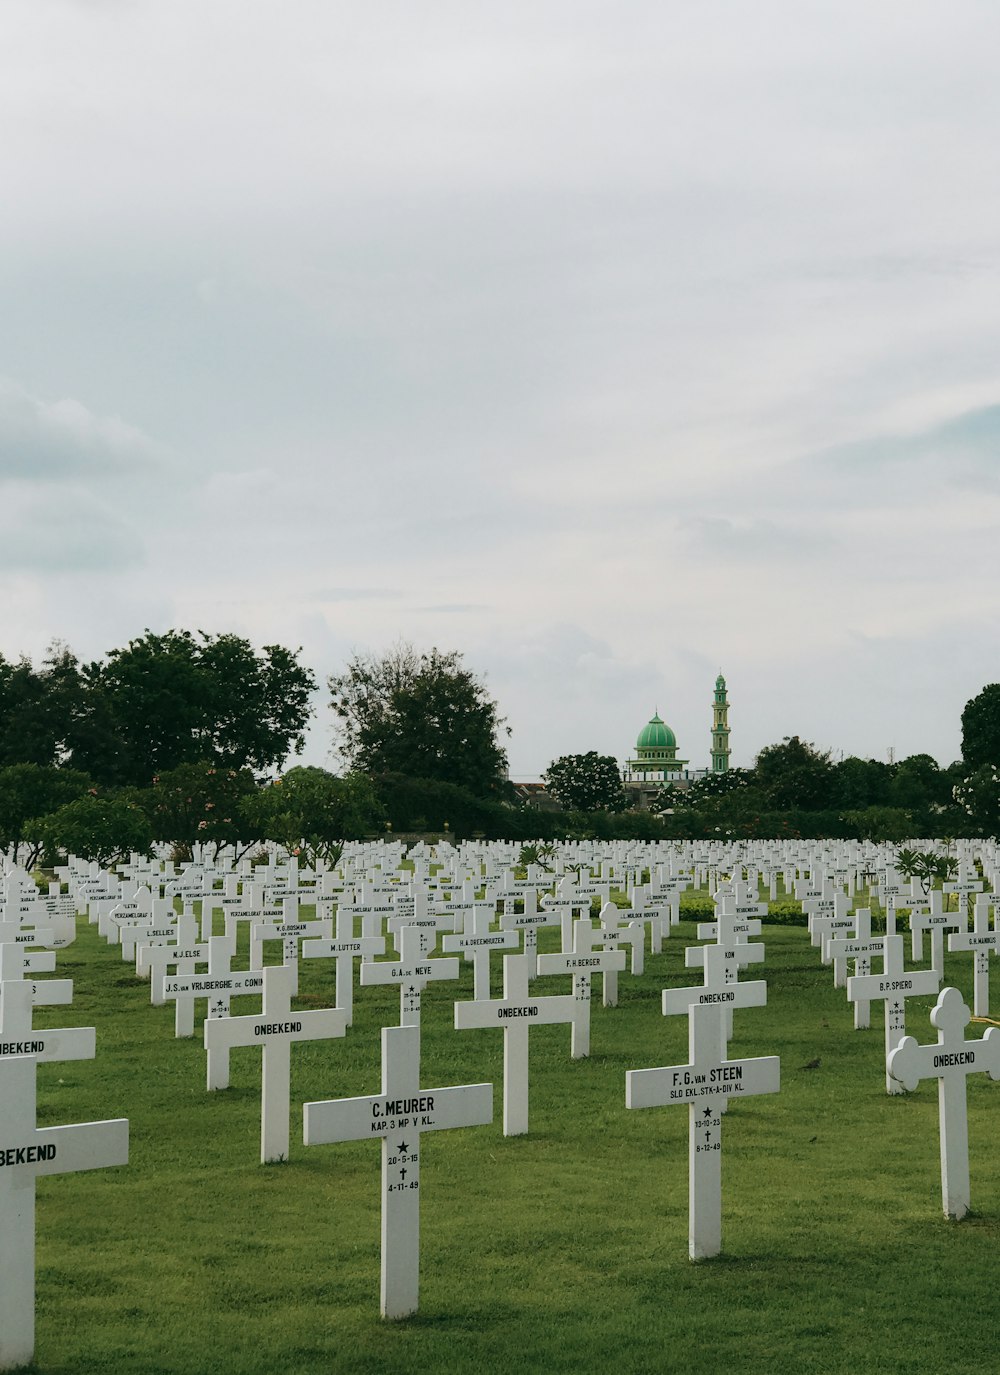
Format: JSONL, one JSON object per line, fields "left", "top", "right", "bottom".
{"left": 703, "top": 1107, "right": 712, "bottom": 1118}
{"left": 398, "top": 1141, "right": 409, "bottom": 1152}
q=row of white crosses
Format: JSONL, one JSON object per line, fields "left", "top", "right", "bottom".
{"left": 0, "top": 880, "right": 128, "bottom": 1371}
{"left": 799, "top": 862, "right": 1000, "bottom": 1220}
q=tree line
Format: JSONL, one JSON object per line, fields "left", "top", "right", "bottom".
{"left": 1, "top": 631, "right": 999, "bottom": 862}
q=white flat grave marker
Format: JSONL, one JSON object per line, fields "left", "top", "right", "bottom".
{"left": 626, "top": 1001, "right": 779, "bottom": 1260}
{"left": 888, "top": 987, "right": 1000, "bottom": 1220}
{"left": 0, "top": 1056, "right": 128, "bottom": 1370}
{"left": 303, "top": 1023, "right": 492, "bottom": 1318}
{"left": 204, "top": 964, "right": 347, "bottom": 1162}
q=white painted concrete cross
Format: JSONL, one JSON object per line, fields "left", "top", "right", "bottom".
{"left": 665, "top": 941, "right": 767, "bottom": 1053}
{"left": 626, "top": 1000, "right": 779, "bottom": 1259}
{"left": 888, "top": 987, "right": 1000, "bottom": 1219}
{"left": 138, "top": 911, "right": 204, "bottom": 1007}
{"left": 0, "top": 980, "right": 95, "bottom": 1064}
{"left": 303, "top": 1023, "right": 492, "bottom": 1319}
{"left": 0, "top": 946, "right": 73, "bottom": 1008}
{"left": 846, "top": 934, "right": 940, "bottom": 1094}
{"left": 590, "top": 902, "right": 644, "bottom": 1008}
{"left": 301, "top": 906, "right": 386, "bottom": 1026}
{"left": 360, "top": 924, "right": 460, "bottom": 1028}
{"left": 947, "top": 895, "right": 1000, "bottom": 1017}
{"left": 454, "top": 952, "right": 577, "bottom": 1135}
{"left": 249, "top": 905, "right": 333, "bottom": 973}
{"left": 162, "top": 935, "right": 264, "bottom": 1088}
{"left": 535, "top": 920, "right": 626, "bottom": 1058}
{"left": 442, "top": 904, "right": 518, "bottom": 1001}
{"left": 499, "top": 888, "right": 561, "bottom": 957}
{"left": 910, "top": 889, "right": 965, "bottom": 980}
{"left": 826, "top": 909, "right": 883, "bottom": 1028}
{"left": 0, "top": 1055, "right": 128, "bottom": 1370}
{"left": 204, "top": 963, "right": 348, "bottom": 1162}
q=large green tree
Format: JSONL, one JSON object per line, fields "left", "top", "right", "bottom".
{"left": 543, "top": 753, "right": 628, "bottom": 812}
{"left": 249, "top": 766, "right": 385, "bottom": 862}
{"left": 329, "top": 644, "right": 509, "bottom": 796}
{"left": 71, "top": 630, "right": 316, "bottom": 786}
{"left": 962, "top": 684, "right": 1000, "bottom": 770}
{"left": 0, "top": 763, "right": 93, "bottom": 865}
{"left": 754, "top": 736, "right": 837, "bottom": 810}
{"left": 0, "top": 643, "right": 85, "bottom": 767}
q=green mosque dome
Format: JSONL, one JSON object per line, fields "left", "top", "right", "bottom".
{"left": 636, "top": 713, "right": 677, "bottom": 751}
{"left": 715, "top": 673, "right": 726, "bottom": 690}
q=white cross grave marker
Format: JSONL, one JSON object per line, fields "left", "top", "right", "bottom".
{"left": 204, "top": 964, "right": 348, "bottom": 1162}
{"left": 162, "top": 935, "right": 264, "bottom": 1088}
{"left": 626, "top": 1000, "right": 779, "bottom": 1259}
{"left": 360, "top": 924, "right": 460, "bottom": 1028}
{"left": 535, "top": 920, "right": 626, "bottom": 1058}
{"left": 442, "top": 904, "right": 519, "bottom": 1001}
{"left": 947, "top": 894, "right": 1000, "bottom": 1017}
{"left": 301, "top": 906, "right": 386, "bottom": 1026}
{"left": 454, "top": 952, "right": 577, "bottom": 1135}
{"left": 846, "top": 934, "right": 940, "bottom": 1094}
{"left": 303, "top": 1023, "right": 492, "bottom": 1318}
{"left": 826, "top": 909, "right": 883, "bottom": 1029}
{"left": 887, "top": 987, "right": 1000, "bottom": 1220}
{"left": 0, "top": 1056, "right": 128, "bottom": 1370}
{"left": 0, "top": 981, "right": 95, "bottom": 1064}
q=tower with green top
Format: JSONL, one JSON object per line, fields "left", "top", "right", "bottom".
{"left": 711, "top": 672, "right": 730, "bottom": 773}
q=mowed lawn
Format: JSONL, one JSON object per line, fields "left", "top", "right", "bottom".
{"left": 21, "top": 904, "right": 1000, "bottom": 1374}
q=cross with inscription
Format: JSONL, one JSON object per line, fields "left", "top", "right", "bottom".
{"left": 947, "top": 894, "right": 1000, "bottom": 1017}
{"left": 138, "top": 910, "right": 204, "bottom": 1009}
{"left": 541, "top": 878, "right": 595, "bottom": 949}
{"left": 455, "top": 952, "right": 577, "bottom": 1135}
{"left": 162, "top": 935, "right": 264, "bottom": 1089}
{"left": 249, "top": 906, "right": 333, "bottom": 974}
{"left": 0, "top": 980, "right": 95, "bottom": 1065}
{"left": 826, "top": 909, "right": 883, "bottom": 1029}
{"left": 499, "top": 889, "right": 561, "bottom": 957}
{"left": 626, "top": 1000, "right": 779, "bottom": 1259}
{"left": 888, "top": 987, "right": 1000, "bottom": 1219}
{"left": 697, "top": 894, "right": 764, "bottom": 948}
{"left": 301, "top": 906, "right": 386, "bottom": 1026}
{"left": 0, "top": 915, "right": 55, "bottom": 952}
{"left": 0, "top": 945, "right": 72, "bottom": 1008}
{"left": 665, "top": 941, "right": 767, "bottom": 1056}
{"left": 535, "top": 919, "right": 626, "bottom": 1058}
{"left": 204, "top": 964, "right": 347, "bottom": 1162}
{"left": 303, "top": 1023, "right": 492, "bottom": 1318}
{"left": 442, "top": 905, "right": 519, "bottom": 1000}
{"left": 0, "top": 1056, "right": 128, "bottom": 1370}
{"left": 846, "top": 933, "right": 940, "bottom": 1094}
{"left": 360, "top": 923, "right": 460, "bottom": 1028}
{"left": 909, "top": 889, "right": 965, "bottom": 980}
{"left": 590, "top": 902, "right": 644, "bottom": 1008}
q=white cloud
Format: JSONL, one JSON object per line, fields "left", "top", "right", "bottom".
{"left": 0, "top": 378, "right": 161, "bottom": 482}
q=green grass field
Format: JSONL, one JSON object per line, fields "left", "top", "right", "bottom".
{"left": 19, "top": 905, "right": 1000, "bottom": 1374}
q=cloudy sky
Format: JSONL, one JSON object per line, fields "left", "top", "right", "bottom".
{"left": 3, "top": 1, "right": 1000, "bottom": 777}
